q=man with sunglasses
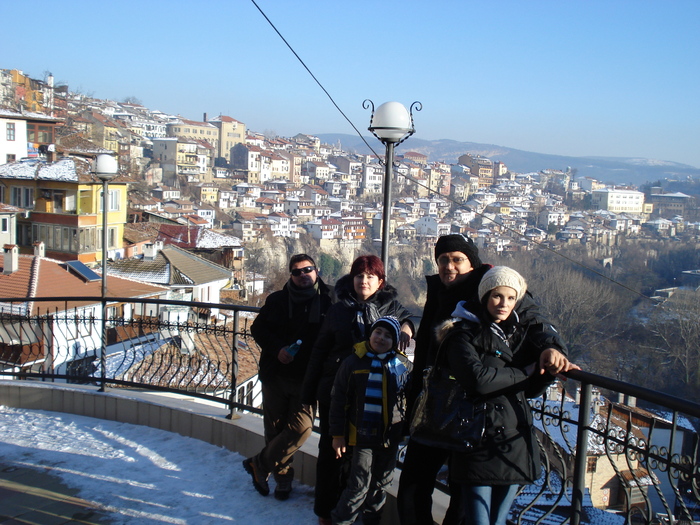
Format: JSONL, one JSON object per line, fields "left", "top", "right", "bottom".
{"left": 244, "top": 254, "right": 334, "bottom": 501}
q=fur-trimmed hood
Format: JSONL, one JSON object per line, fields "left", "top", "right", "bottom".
{"left": 434, "top": 300, "right": 480, "bottom": 344}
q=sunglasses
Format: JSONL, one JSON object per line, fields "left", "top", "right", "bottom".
{"left": 291, "top": 266, "right": 316, "bottom": 277}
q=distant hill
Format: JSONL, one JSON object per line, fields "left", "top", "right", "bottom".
{"left": 317, "top": 134, "right": 700, "bottom": 187}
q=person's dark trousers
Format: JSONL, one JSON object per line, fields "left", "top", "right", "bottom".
{"left": 331, "top": 444, "right": 398, "bottom": 525}
{"left": 257, "top": 379, "right": 314, "bottom": 478}
{"left": 314, "top": 401, "right": 349, "bottom": 520}
{"left": 397, "top": 439, "right": 462, "bottom": 525}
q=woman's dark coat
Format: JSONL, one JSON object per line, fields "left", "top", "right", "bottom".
{"left": 301, "top": 274, "right": 414, "bottom": 406}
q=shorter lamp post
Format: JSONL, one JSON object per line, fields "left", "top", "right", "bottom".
{"left": 94, "top": 153, "right": 118, "bottom": 391}
{"left": 364, "top": 100, "right": 421, "bottom": 266}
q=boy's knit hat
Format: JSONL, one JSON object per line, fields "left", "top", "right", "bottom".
{"left": 369, "top": 316, "right": 401, "bottom": 347}
{"left": 434, "top": 234, "right": 482, "bottom": 269}
{"left": 478, "top": 266, "right": 527, "bottom": 302}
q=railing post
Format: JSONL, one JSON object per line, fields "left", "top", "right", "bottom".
{"left": 571, "top": 382, "right": 592, "bottom": 525}
{"left": 98, "top": 296, "right": 107, "bottom": 392}
{"left": 227, "top": 309, "right": 240, "bottom": 419}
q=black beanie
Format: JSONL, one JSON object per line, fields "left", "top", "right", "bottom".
{"left": 434, "top": 234, "right": 482, "bottom": 268}
{"left": 369, "top": 316, "right": 401, "bottom": 348}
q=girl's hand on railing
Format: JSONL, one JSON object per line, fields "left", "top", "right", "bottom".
{"left": 539, "top": 349, "right": 580, "bottom": 376}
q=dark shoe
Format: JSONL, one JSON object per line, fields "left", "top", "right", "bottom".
{"left": 274, "top": 468, "right": 294, "bottom": 501}
{"left": 242, "top": 457, "right": 269, "bottom": 496}
{"left": 318, "top": 518, "right": 332, "bottom": 525}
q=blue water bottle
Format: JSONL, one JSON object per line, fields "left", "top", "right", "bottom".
{"left": 287, "top": 339, "right": 302, "bottom": 356}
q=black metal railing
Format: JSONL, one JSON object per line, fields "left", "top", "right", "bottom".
{"left": 0, "top": 295, "right": 698, "bottom": 524}
{"left": 0, "top": 296, "right": 262, "bottom": 418}
{"left": 511, "top": 370, "right": 700, "bottom": 525}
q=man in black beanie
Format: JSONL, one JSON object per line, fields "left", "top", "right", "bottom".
{"left": 397, "top": 234, "right": 490, "bottom": 525}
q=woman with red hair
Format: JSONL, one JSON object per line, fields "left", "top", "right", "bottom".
{"left": 301, "top": 255, "right": 415, "bottom": 525}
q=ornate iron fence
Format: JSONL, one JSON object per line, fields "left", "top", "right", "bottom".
{"left": 515, "top": 371, "right": 700, "bottom": 525}
{"left": 0, "top": 296, "right": 263, "bottom": 418}
{"left": 0, "top": 296, "right": 698, "bottom": 524}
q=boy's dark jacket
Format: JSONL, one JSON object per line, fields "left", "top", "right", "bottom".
{"left": 329, "top": 341, "right": 413, "bottom": 448}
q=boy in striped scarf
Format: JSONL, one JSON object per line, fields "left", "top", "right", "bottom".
{"left": 329, "top": 316, "right": 413, "bottom": 525}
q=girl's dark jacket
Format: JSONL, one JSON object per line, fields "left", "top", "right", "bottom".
{"left": 407, "top": 266, "right": 567, "bottom": 417}
{"left": 329, "top": 341, "right": 413, "bottom": 448}
{"left": 301, "top": 274, "right": 415, "bottom": 406}
{"left": 437, "top": 300, "right": 566, "bottom": 485}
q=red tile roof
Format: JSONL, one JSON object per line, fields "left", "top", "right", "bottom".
{"left": 0, "top": 255, "right": 168, "bottom": 314}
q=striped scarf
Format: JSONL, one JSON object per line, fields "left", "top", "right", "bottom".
{"left": 362, "top": 350, "right": 410, "bottom": 434}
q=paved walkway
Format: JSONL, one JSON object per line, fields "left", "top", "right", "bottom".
{"left": 0, "top": 462, "right": 113, "bottom": 524}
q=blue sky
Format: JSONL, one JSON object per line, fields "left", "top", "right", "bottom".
{"left": 5, "top": 1, "right": 699, "bottom": 167}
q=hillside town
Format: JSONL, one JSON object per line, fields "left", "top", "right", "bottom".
{"left": 0, "top": 68, "right": 698, "bottom": 301}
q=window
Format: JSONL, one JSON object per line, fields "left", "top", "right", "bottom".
{"left": 11, "top": 187, "right": 34, "bottom": 208}
{"left": 106, "top": 306, "right": 118, "bottom": 327}
{"left": 25, "top": 188, "right": 34, "bottom": 208}
{"left": 6, "top": 154, "right": 15, "bottom": 163}
{"left": 6, "top": 123, "right": 15, "bottom": 141}
{"left": 62, "top": 227, "right": 70, "bottom": 251}
{"left": 19, "top": 223, "right": 31, "bottom": 245}
{"left": 79, "top": 227, "right": 95, "bottom": 252}
{"left": 109, "top": 189, "right": 120, "bottom": 211}
{"left": 25, "top": 124, "right": 54, "bottom": 144}
{"left": 1, "top": 218, "right": 8, "bottom": 233}
{"left": 99, "top": 189, "right": 120, "bottom": 212}
{"left": 108, "top": 227, "right": 117, "bottom": 249}
{"left": 587, "top": 456, "right": 598, "bottom": 473}
{"left": 11, "top": 187, "right": 20, "bottom": 206}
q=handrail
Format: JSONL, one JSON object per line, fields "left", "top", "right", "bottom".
{"left": 566, "top": 369, "right": 700, "bottom": 419}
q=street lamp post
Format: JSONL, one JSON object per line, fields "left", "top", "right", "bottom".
{"left": 365, "top": 100, "right": 421, "bottom": 267}
{"left": 94, "top": 154, "right": 118, "bottom": 391}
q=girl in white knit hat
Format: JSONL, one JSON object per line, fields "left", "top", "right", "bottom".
{"left": 432, "top": 266, "right": 579, "bottom": 525}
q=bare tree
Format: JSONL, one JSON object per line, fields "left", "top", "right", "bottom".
{"left": 122, "top": 96, "right": 143, "bottom": 105}
{"left": 642, "top": 289, "right": 700, "bottom": 396}
{"left": 506, "top": 252, "right": 634, "bottom": 365}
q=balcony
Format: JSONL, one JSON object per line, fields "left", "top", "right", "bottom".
{"left": 0, "top": 296, "right": 699, "bottom": 524}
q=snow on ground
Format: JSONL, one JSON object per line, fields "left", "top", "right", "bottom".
{"left": 0, "top": 406, "right": 317, "bottom": 524}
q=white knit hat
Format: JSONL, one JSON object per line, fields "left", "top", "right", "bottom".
{"left": 478, "top": 266, "right": 527, "bottom": 302}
